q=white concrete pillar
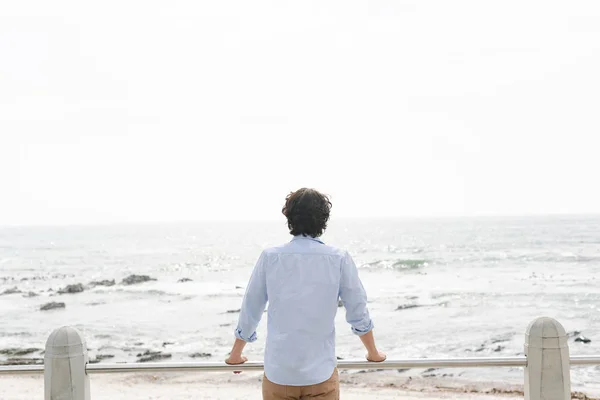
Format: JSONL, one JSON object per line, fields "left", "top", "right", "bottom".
{"left": 525, "top": 317, "right": 570, "bottom": 400}
{"left": 44, "top": 326, "right": 91, "bottom": 400}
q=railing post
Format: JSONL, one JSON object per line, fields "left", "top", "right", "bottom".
{"left": 525, "top": 317, "right": 571, "bottom": 400}
{"left": 44, "top": 326, "right": 91, "bottom": 400}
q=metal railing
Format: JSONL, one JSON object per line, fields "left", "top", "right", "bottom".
{"left": 2, "top": 355, "right": 600, "bottom": 376}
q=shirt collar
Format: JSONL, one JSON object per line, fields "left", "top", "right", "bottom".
{"left": 291, "top": 235, "right": 324, "bottom": 244}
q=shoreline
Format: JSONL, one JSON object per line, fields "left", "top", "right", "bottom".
{"left": 0, "top": 373, "right": 521, "bottom": 400}
{"left": 2, "top": 370, "right": 599, "bottom": 400}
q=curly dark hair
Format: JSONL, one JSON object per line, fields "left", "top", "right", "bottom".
{"left": 281, "top": 188, "right": 332, "bottom": 237}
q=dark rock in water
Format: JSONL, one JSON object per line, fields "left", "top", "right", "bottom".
{"left": 95, "top": 334, "right": 111, "bottom": 339}
{"left": 178, "top": 278, "right": 193, "bottom": 283}
{"left": 397, "top": 368, "right": 410, "bottom": 373}
{"left": 220, "top": 323, "right": 232, "bottom": 327}
{"left": 190, "top": 352, "right": 212, "bottom": 358}
{"left": 122, "top": 275, "right": 156, "bottom": 285}
{"left": 58, "top": 283, "right": 84, "bottom": 294}
{"left": 575, "top": 336, "right": 592, "bottom": 344}
{"left": 23, "top": 291, "right": 38, "bottom": 298}
{"left": 468, "top": 333, "right": 513, "bottom": 354}
{"left": 336, "top": 356, "right": 344, "bottom": 360}
{"left": 338, "top": 300, "right": 344, "bottom": 308}
{"left": 40, "top": 302, "right": 66, "bottom": 311}
{"left": 226, "top": 309, "right": 241, "bottom": 314}
{"left": 567, "top": 331, "right": 582, "bottom": 338}
{"left": 162, "top": 342, "right": 175, "bottom": 347}
{"left": 89, "top": 279, "right": 116, "bottom": 287}
{"left": 137, "top": 350, "right": 172, "bottom": 362}
{"left": 1, "top": 358, "right": 44, "bottom": 366}
{"left": 1, "top": 287, "right": 21, "bottom": 296}
{"left": 396, "top": 304, "right": 420, "bottom": 311}
{"left": 490, "top": 332, "right": 513, "bottom": 342}
{"left": 20, "top": 276, "right": 45, "bottom": 282}
{"left": 90, "top": 354, "right": 115, "bottom": 363}
{"left": 235, "top": 286, "right": 243, "bottom": 289}
{"left": 423, "top": 368, "right": 438, "bottom": 373}
{"left": 0, "top": 348, "right": 40, "bottom": 356}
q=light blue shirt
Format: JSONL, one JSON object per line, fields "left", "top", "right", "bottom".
{"left": 234, "top": 235, "right": 373, "bottom": 386}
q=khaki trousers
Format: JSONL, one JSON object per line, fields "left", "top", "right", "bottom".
{"left": 262, "top": 369, "right": 339, "bottom": 400}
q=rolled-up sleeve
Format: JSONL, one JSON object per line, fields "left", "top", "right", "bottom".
{"left": 339, "top": 251, "right": 373, "bottom": 336}
{"left": 234, "top": 251, "right": 268, "bottom": 342}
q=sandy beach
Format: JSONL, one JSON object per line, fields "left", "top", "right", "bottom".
{"left": 4, "top": 369, "right": 600, "bottom": 400}
{"left": 0, "top": 370, "right": 529, "bottom": 400}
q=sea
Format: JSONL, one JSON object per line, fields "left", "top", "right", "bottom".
{"left": 1, "top": 215, "right": 599, "bottom": 393}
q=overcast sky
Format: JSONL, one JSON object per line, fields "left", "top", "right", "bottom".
{"left": 1, "top": 1, "right": 599, "bottom": 225}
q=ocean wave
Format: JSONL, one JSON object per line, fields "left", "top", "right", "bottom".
{"left": 206, "top": 293, "right": 244, "bottom": 299}
{"left": 457, "top": 252, "right": 600, "bottom": 265}
{"left": 111, "top": 288, "right": 171, "bottom": 297}
{"left": 522, "top": 254, "right": 600, "bottom": 263}
{"left": 0, "top": 332, "right": 33, "bottom": 338}
{"left": 364, "top": 259, "right": 429, "bottom": 270}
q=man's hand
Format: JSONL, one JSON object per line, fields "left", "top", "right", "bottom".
{"left": 226, "top": 338, "right": 248, "bottom": 374}
{"left": 225, "top": 354, "right": 248, "bottom": 374}
{"left": 225, "top": 354, "right": 248, "bottom": 365}
{"left": 366, "top": 351, "right": 387, "bottom": 362}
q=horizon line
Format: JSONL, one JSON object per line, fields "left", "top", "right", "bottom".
{"left": 1, "top": 212, "right": 599, "bottom": 229}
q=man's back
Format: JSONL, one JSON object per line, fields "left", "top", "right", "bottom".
{"left": 235, "top": 235, "right": 373, "bottom": 386}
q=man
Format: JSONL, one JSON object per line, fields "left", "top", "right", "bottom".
{"left": 225, "top": 188, "right": 385, "bottom": 399}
